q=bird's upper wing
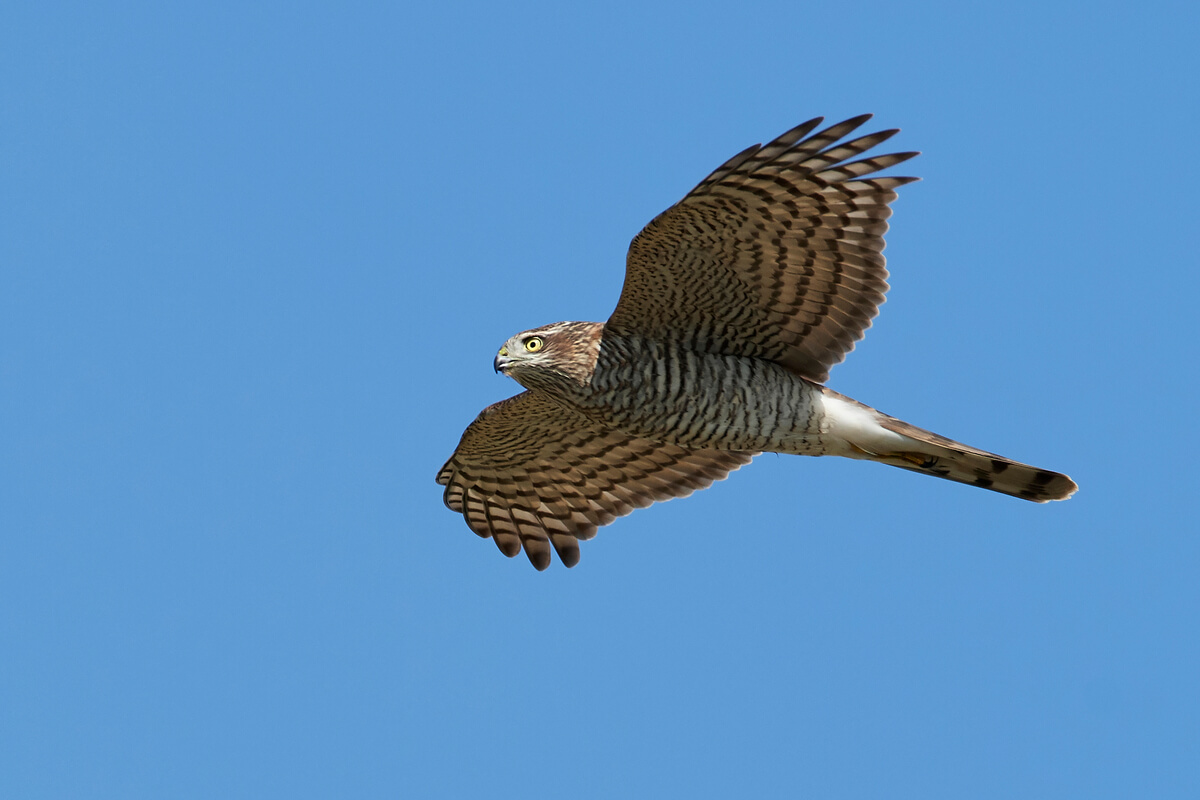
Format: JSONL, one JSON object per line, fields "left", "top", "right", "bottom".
{"left": 607, "top": 115, "right": 918, "bottom": 384}
{"left": 436, "top": 391, "right": 755, "bottom": 570}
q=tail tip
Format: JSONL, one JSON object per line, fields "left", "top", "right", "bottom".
{"left": 1020, "top": 471, "right": 1078, "bottom": 503}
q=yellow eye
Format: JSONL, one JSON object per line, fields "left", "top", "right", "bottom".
{"left": 524, "top": 336, "right": 544, "bottom": 353}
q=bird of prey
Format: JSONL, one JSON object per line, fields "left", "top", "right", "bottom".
{"left": 437, "top": 114, "right": 1077, "bottom": 570}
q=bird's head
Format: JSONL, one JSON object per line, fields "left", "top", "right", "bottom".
{"left": 494, "top": 321, "right": 603, "bottom": 392}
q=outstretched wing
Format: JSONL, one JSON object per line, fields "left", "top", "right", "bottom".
{"left": 436, "top": 391, "right": 755, "bottom": 570}
{"left": 607, "top": 115, "right": 918, "bottom": 384}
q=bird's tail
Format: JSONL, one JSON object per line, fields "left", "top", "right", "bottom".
{"left": 821, "top": 390, "right": 1077, "bottom": 503}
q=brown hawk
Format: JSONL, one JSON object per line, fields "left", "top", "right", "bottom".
{"left": 437, "top": 115, "right": 1077, "bottom": 570}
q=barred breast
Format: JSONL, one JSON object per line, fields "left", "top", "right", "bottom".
{"left": 579, "top": 333, "right": 828, "bottom": 453}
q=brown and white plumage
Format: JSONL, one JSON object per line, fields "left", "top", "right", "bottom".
{"left": 610, "top": 115, "right": 911, "bottom": 384}
{"left": 436, "top": 390, "right": 754, "bottom": 570}
{"left": 437, "top": 115, "right": 1077, "bottom": 570}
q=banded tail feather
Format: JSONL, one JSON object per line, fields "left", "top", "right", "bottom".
{"left": 820, "top": 390, "right": 1077, "bottom": 503}
{"left": 872, "top": 415, "right": 1076, "bottom": 502}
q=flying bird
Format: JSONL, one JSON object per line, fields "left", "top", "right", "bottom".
{"left": 437, "top": 115, "right": 1077, "bottom": 570}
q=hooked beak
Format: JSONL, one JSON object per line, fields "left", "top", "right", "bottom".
{"left": 494, "top": 346, "right": 510, "bottom": 374}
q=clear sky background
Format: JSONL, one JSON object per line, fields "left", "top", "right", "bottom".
{"left": 3, "top": 2, "right": 1198, "bottom": 798}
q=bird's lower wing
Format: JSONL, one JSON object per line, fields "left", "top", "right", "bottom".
{"left": 437, "top": 391, "right": 756, "bottom": 570}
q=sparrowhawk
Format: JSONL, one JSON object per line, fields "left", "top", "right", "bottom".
{"left": 437, "top": 115, "right": 1077, "bottom": 570}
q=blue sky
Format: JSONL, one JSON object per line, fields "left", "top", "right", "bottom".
{"left": 2, "top": 1, "right": 1198, "bottom": 797}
